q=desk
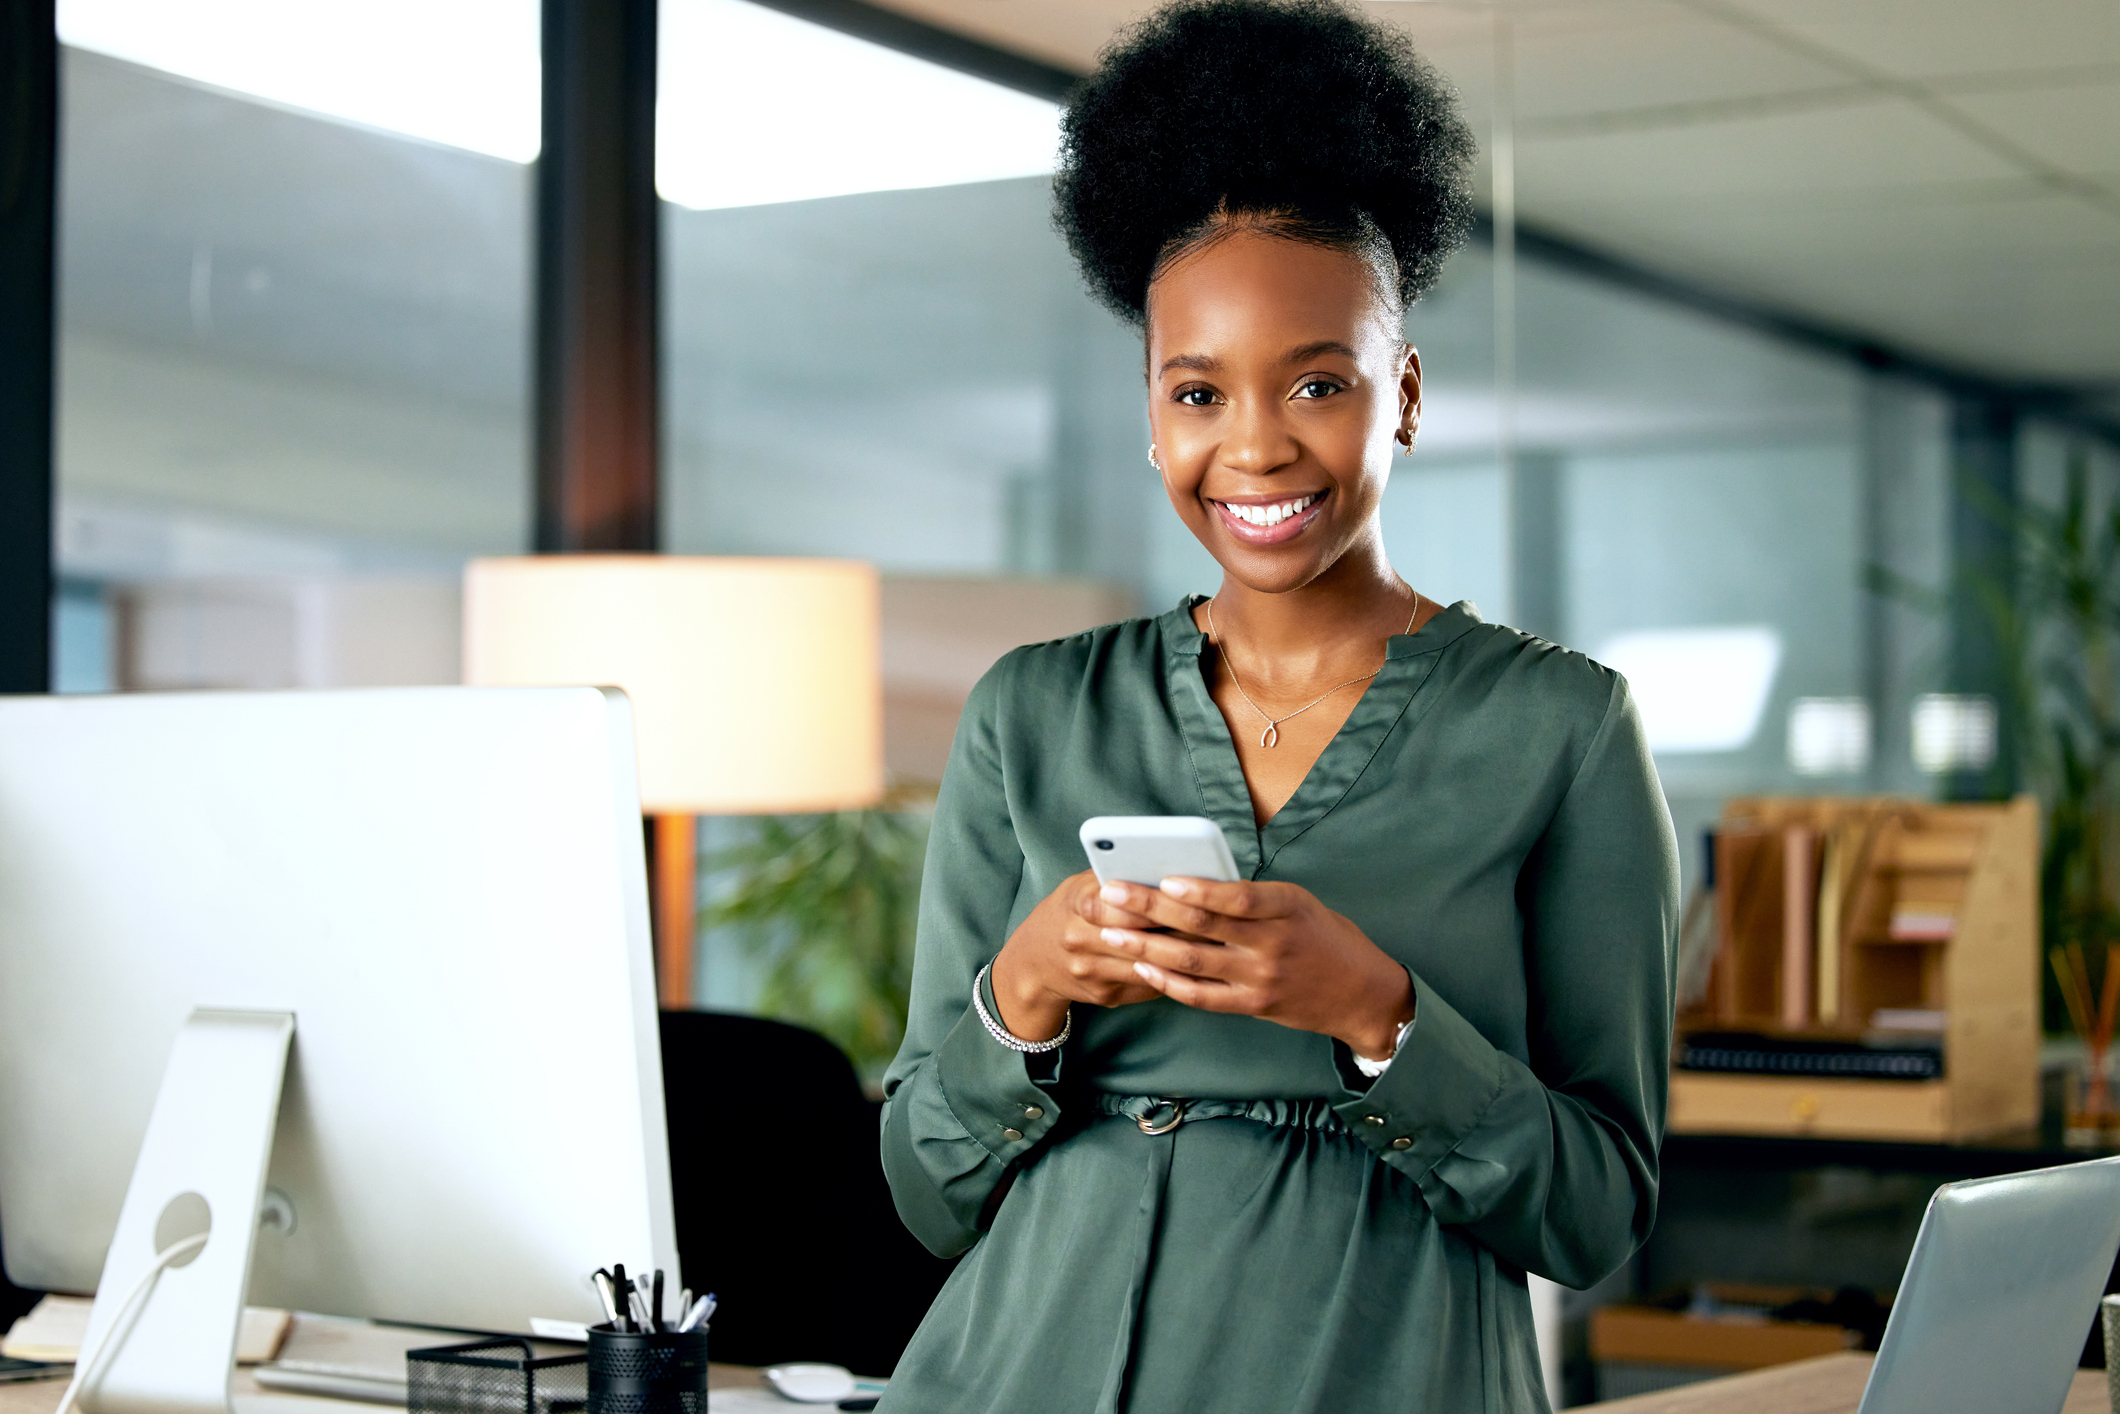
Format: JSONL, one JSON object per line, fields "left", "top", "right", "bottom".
{"left": 0, "top": 1364, "right": 773, "bottom": 1414}
{"left": 5, "top": 1355, "right": 2104, "bottom": 1414}
{"left": 1636, "top": 1122, "right": 2120, "bottom": 1391}
{"left": 1586, "top": 1351, "right": 2110, "bottom": 1411}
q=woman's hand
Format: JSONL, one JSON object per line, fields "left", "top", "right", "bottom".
{"left": 988, "top": 871, "right": 1165, "bottom": 1042}
{"left": 1097, "top": 877, "right": 1416, "bottom": 1060}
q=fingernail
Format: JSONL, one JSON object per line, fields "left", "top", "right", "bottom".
{"left": 1100, "top": 883, "right": 1128, "bottom": 904}
{"left": 1133, "top": 961, "right": 1158, "bottom": 982}
{"left": 1101, "top": 927, "right": 1129, "bottom": 947}
{"left": 1160, "top": 878, "right": 1192, "bottom": 898}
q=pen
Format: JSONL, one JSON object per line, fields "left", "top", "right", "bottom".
{"left": 591, "top": 1270, "right": 620, "bottom": 1327}
{"left": 611, "top": 1265, "right": 632, "bottom": 1332}
{"left": 651, "top": 1270, "right": 665, "bottom": 1332}
{"left": 677, "top": 1293, "right": 715, "bottom": 1332}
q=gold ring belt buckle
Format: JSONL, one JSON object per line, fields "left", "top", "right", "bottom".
{"left": 1137, "top": 1098, "right": 1188, "bottom": 1135}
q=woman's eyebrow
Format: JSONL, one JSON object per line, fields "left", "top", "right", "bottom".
{"left": 1157, "top": 340, "right": 1358, "bottom": 377}
{"left": 1283, "top": 339, "right": 1359, "bottom": 364}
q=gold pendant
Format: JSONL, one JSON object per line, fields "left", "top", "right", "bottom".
{"left": 1260, "top": 722, "right": 1278, "bottom": 748}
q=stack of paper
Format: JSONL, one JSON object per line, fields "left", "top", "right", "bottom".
{"left": 2, "top": 1295, "right": 291, "bottom": 1365}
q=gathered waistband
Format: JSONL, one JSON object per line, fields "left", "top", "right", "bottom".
{"left": 1089, "top": 1091, "right": 1350, "bottom": 1136}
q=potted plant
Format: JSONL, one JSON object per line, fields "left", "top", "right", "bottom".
{"left": 696, "top": 788, "right": 932, "bottom": 1084}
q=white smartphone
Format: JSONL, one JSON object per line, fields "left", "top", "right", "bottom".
{"left": 1080, "top": 815, "right": 1241, "bottom": 887}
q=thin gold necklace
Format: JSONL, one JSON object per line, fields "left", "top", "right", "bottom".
{"left": 1203, "top": 591, "right": 1422, "bottom": 748}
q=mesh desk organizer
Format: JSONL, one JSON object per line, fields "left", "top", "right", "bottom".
{"left": 408, "top": 1339, "right": 588, "bottom": 1414}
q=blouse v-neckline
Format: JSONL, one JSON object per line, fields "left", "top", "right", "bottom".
{"left": 1159, "top": 595, "right": 1477, "bottom": 876}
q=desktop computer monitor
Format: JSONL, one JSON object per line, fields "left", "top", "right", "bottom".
{"left": 0, "top": 687, "right": 678, "bottom": 1350}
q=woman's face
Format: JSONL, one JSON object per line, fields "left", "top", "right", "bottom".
{"left": 1144, "top": 228, "right": 1420, "bottom": 597}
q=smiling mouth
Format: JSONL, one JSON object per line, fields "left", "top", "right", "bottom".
{"left": 1216, "top": 492, "right": 1321, "bottom": 528}
{"left": 1210, "top": 491, "right": 1327, "bottom": 543}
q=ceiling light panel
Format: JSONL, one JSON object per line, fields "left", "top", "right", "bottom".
{"left": 58, "top": 0, "right": 1058, "bottom": 211}
{"left": 657, "top": 0, "right": 1062, "bottom": 210}
{"left": 57, "top": 0, "right": 542, "bottom": 162}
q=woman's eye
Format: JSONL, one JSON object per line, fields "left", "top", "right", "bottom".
{"left": 1295, "top": 380, "right": 1342, "bottom": 400}
{"left": 1174, "top": 387, "right": 1217, "bottom": 407}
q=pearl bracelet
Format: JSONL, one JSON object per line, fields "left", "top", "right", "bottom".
{"left": 972, "top": 961, "right": 1071, "bottom": 1054}
{"left": 1351, "top": 1013, "right": 1418, "bottom": 1079}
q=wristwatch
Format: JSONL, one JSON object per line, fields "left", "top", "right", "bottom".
{"left": 1352, "top": 1013, "right": 1418, "bottom": 1080}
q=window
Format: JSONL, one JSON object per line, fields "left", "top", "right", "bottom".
{"left": 53, "top": 0, "right": 539, "bottom": 690}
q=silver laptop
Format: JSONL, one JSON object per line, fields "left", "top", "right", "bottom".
{"left": 1859, "top": 1155, "right": 2120, "bottom": 1414}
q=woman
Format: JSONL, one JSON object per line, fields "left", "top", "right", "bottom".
{"left": 877, "top": 3, "right": 1677, "bottom": 1410}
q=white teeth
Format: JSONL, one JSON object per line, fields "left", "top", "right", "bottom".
{"left": 1228, "top": 493, "right": 1316, "bottom": 528}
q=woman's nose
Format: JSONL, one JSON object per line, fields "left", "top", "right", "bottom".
{"left": 1218, "top": 401, "right": 1298, "bottom": 474}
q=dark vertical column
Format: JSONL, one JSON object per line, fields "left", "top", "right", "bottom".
{"left": 0, "top": 0, "right": 55, "bottom": 1318}
{"left": 537, "top": 0, "right": 660, "bottom": 552}
{"left": 1509, "top": 451, "right": 1565, "bottom": 644}
{"left": 0, "top": 1, "right": 56, "bottom": 692}
{"left": 1944, "top": 394, "right": 2019, "bottom": 800}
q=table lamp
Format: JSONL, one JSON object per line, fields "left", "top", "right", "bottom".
{"left": 462, "top": 555, "right": 884, "bottom": 1007}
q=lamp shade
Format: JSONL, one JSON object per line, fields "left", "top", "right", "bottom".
{"left": 462, "top": 555, "right": 883, "bottom": 814}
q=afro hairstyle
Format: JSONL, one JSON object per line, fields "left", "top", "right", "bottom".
{"left": 1053, "top": 0, "right": 1476, "bottom": 327}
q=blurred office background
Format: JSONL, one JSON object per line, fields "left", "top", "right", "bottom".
{"left": 16, "top": 0, "right": 2120, "bottom": 1400}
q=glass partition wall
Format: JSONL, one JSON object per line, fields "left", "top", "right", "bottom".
{"left": 52, "top": 3, "right": 538, "bottom": 693}
{"left": 651, "top": 0, "right": 1975, "bottom": 1014}
{"left": 657, "top": 1, "right": 1963, "bottom": 934}
{"left": 55, "top": 0, "right": 2074, "bottom": 1004}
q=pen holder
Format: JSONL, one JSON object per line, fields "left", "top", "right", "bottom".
{"left": 586, "top": 1324, "right": 709, "bottom": 1414}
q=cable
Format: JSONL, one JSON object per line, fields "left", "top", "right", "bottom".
{"left": 51, "top": 1232, "right": 210, "bottom": 1414}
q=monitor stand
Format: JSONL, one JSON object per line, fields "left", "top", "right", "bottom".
{"left": 75, "top": 1009, "right": 295, "bottom": 1414}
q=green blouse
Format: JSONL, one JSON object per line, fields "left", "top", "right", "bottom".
{"left": 877, "top": 599, "right": 1678, "bottom": 1414}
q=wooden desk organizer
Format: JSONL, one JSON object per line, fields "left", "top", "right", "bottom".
{"left": 1671, "top": 795, "right": 2039, "bottom": 1142}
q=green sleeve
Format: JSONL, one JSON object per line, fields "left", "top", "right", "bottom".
{"left": 879, "top": 659, "right": 1065, "bottom": 1258}
{"left": 1330, "top": 675, "right": 1678, "bottom": 1289}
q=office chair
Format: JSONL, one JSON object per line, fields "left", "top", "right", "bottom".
{"left": 658, "top": 1011, "right": 956, "bottom": 1376}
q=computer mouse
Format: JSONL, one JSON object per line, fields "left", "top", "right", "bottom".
{"left": 762, "top": 1363, "right": 857, "bottom": 1403}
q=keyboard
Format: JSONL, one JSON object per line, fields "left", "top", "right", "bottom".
{"left": 254, "top": 1360, "right": 409, "bottom": 1406}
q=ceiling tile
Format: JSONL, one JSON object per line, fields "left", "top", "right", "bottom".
{"left": 1945, "top": 82, "right": 2120, "bottom": 178}
{"left": 1518, "top": 99, "right": 2020, "bottom": 200}
{"left": 1522, "top": 186, "right": 2120, "bottom": 379}
{"left": 1722, "top": 0, "right": 2120, "bottom": 80}
{"left": 1380, "top": 0, "right": 1851, "bottom": 125}
{"left": 866, "top": 0, "right": 1144, "bottom": 73}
